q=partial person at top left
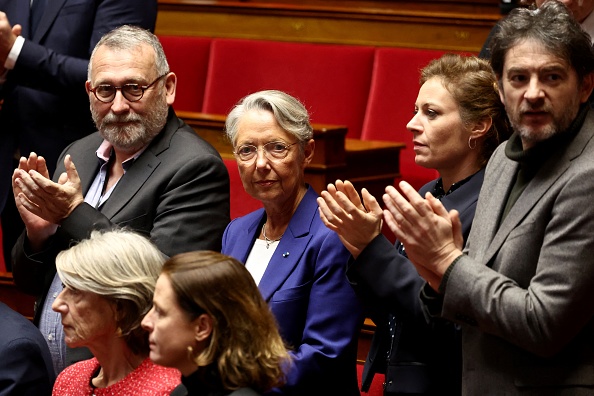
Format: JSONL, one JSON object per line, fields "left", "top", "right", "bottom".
{"left": 11, "top": 24, "right": 230, "bottom": 376}
{"left": 0, "top": 0, "right": 158, "bottom": 271}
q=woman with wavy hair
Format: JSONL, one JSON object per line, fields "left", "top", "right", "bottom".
{"left": 142, "top": 251, "right": 290, "bottom": 396}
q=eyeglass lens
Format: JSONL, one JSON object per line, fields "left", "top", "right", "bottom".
{"left": 235, "top": 142, "right": 296, "bottom": 161}
{"left": 91, "top": 73, "right": 168, "bottom": 103}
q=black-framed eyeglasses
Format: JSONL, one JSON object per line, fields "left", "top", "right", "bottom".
{"left": 89, "top": 73, "right": 169, "bottom": 103}
{"left": 233, "top": 141, "right": 298, "bottom": 163}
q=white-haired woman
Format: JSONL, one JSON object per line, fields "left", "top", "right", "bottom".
{"left": 221, "top": 90, "right": 363, "bottom": 395}
{"left": 51, "top": 229, "right": 180, "bottom": 395}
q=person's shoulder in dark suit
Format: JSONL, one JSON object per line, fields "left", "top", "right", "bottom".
{"left": 0, "top": 302, "right": 55, "bottom": 396}
{"left": 479, "top": 22, "right": 502, "bottom": 60}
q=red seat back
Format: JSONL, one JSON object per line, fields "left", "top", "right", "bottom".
{"left": 361, "top": 47, "right": 448, "bottom": 190}
{"left": 159, "top": 35, "right": 212, "bottom": 112}
{"left": 202, "top": 38, "right": 375, "bottom": 139}
{"left": 224, "top": 159, "right": 263, "bottom": 219}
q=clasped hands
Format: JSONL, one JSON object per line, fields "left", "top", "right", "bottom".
{"left": 12, "top": 153, "right": 84, "bottom": 250}
{"left": 318, "top": 180, "right": 464, "bottom": 291}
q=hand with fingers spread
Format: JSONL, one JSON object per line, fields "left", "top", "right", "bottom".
{"left": 12, "top": 153, "right": 59, "bottom": 250}
{"left": 317, "top": 179, "right": 383, "bottom": 258}
{"left": 13, "top": 154, "right": 84, "bottom": 230}
{"left": 383, "top": 181, "right": 463, "bottom": 290}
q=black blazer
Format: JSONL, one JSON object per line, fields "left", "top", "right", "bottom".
{"left": 0, "top": 302, "right": 55, "bottom": 395}
{"left": 12, "top": 109, "right": 231, "bottom": 327}
{"left": 347, "top": 168, "right": 485, "bottom": 395}
{"left": 0, "top": 0, "right": 157, "bottom": 212}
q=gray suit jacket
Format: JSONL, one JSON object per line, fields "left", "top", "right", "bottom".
{"left": 439, "top": 110, "right": 594, "bottom": 394}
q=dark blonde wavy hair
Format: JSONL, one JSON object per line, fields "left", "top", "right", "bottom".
{"left": 162, "top": 251, "right": 291, "bottom": 392}
{"left": 420, "top": 54, "right": 511, "bottom": 167}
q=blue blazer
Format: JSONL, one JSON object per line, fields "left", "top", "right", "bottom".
{"left": 222, "top": 187, "right": 363, "bottom": 396}
{"left": 0, "top": 0, "right": 157, "bottom": 210}
{"left": 0, "top": 302, "right": 55, "bottom": 395}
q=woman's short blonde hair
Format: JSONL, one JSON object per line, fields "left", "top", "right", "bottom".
{"left": 56, "top": 228, "right": 165, "bottom": 354}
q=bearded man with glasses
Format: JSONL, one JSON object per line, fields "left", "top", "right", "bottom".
{"left": 10, "top": 25, "right": 230, "bottom": 375}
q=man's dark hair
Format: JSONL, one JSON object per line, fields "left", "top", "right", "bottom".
{"left": 491, "top": 0, "right": 594, "bottom": 82}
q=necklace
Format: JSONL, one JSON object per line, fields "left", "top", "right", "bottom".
{"left": 262, "top": 223, "right": 283, "bottom": 249}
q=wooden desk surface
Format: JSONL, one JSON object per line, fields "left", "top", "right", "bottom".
{"left": 156, "top": 0, "right": 501, "bottom": 52}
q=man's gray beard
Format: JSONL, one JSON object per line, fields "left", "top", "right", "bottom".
{"left": 92, "top": 94, "right": 169, "bottom": 153}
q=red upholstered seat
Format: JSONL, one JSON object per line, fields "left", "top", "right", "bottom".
{"left": 357, "top": 363, "right": 384, "bottom": 395}
{"left": 361, "top": 47, "right": 448, "bottom": 190}
{"left": 159, "top": 35, "right": 212, "bottom": 112}
{"left": 224, "top": 158, "right": 263, "bottom": 219}
{"left": 202, "top": 38, "right": 375, "bottom": 139}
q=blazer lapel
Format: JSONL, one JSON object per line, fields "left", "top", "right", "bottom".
{"left": 258, "top": 187, "right": 317, "bottom": 301}
{"left": 233, "top": 213, "right": 264, "bottom": 264}
{"left": 482, "top": 161, "right": 565, "bottom": 265}
{"left": 33, "top": 0, "right": 67, "bottom": 42}
{"left": 96, "top": 109, "right": 177, "bottom": 219}
{"left": 98, "top": 149, "right": 161, "bottom": 219}
{"left": 74, "top": 140, "right": 102, "bottom": 195}
{"left": 8, "top": 0, "right": 32, "bottom": 40}
{"left": 258, "top": 233, "right": 312, "bottom": 302}
{"left": 481, "top": 111, "right": 594, "bottom": 265}
{"left": 469, "top": 156, "right": 517, "bottom": 263}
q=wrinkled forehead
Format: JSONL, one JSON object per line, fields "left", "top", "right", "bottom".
{"left": 90, "top": 44, "right": 156, "bottom": 81}
{"left": 503, "top": 39, "right": 571, "bottom": 72}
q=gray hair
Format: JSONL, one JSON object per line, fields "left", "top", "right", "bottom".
{"left": 88, "top": 25, "right": 169, "bottom": 80}
{"left": 225, "top": 90, "right": 313, "bottom": 147}
{"left": 56, "top": 229, "right": 166, "bottom": 354}
{"left": 490, "top": 0, "right": 594, "bottom": 82}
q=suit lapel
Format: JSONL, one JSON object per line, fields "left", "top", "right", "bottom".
{"left": 258, "top": 233, "right": 312, "bottom": 302}
{"left": 7, "top": 0, "right": 32, "bottom": 40}
{"left": 73, "top": 137, "right": 102, "bottom": 195}
{"left": 482, "top": 162, "right": 564, "bottom": 265}
{"left": 98, "top": 149, "right": 161, "bottom": 219}
{"left": 33, "top": 0, "right": 67, "bottom": 42}
{"left": 96, "top": 110, "right": 177, "bottom": 219}
{"left": 258, "top": 188, "right": 316, "bottom": 301}
{"left": 468, "top": 156, "right": 517, "bottom": 263}
{"left": 480, "top": 111, "right": 594, "bottom": 265}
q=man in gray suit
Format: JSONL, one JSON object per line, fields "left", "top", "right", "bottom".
{"left": 381, "top": 1, "right": 594, "bottom": 394}
{"left": 10, "top": 25, "right": 230, "bottom": 375}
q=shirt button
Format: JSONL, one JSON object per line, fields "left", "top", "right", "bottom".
{"left": 53, "top": 292, "right": 58, "bottom": 298}
{"left": 47, "top": 334, "right": 53, "bottom": 341}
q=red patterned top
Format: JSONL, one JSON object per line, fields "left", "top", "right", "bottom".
{"left": 53, "top": 357, "right": 181, "bottom": 395}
